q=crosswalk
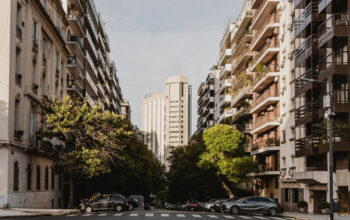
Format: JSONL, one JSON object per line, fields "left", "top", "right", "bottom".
{"left": 66, "top": 212, "right": 292, "bottom": 219}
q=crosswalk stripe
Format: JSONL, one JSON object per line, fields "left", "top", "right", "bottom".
{"left": 254, "top": 216, "right": 267, "bottom": 219}
{"left": 114, "top": 213, "right": 123, "bottom": 216}
{"left": 208, "top": 215, "right": 218, "bottom": 218}
{"left": 146, "top": 213, "right": 154, "bottom": 217}
{"left": 271, "top": 217, "right": 285, "bottom": 220}
{"left": 161, "top": 213, "right": 170, "bottom": 217}
{"left": 130, "top": 213, "right": 138, "bottom": 216}
{"left": 239, "top": 216, "right": 252, "bottom": 219}
{"left": 192, "top": 214, "right": 202, "bottom": 218}
{"left": 177, "top": 214, "right": 186, "bottom": 217}
{"left": 82, "top": 213, "right": 92, "bottom": 216}
{"left": 223, "top": 215, "right": 234, "bottom": 219}
{"left": 97, "top": 213, "right": 107, "bottom": 216}
{"left": 67, "top": 214, "right": 77, "bottom": 217}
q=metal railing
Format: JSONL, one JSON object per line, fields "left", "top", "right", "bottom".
{"left": 252, "top": 11, "right": 279, "bottom": 47}
{"left": 258, "top": 162, "right": 278, "bottom": 172}
{"left": 16, "top": 25, "right": 22, "bottom": 41}
{"left": 253, "top": 108, "right": 279, "bottom": 130}
{"left": 67, "top": 56, "right": 84, "bottom": 74}
{"left": 67, "top": 35, "right": 84, "bottom": 53}
{"left": 253, "top": 63, "right": 279, "bottom": 85}
{"left": 318, "top": 13, "right": 348, "bottom": 45}
{"left": 67, "top": 80, "right": 84, "bottom": 95}
{"left": 319, "top": 51, "right": 348, "bottom": 73}
{"left": 252, "top": 138, "right": 280, "bottom": 151}
{"left": 252, "top": 36, "right": 279, "bottom": 66}
{"left": 253, "top": 87, "right": 279, "bottom": 108}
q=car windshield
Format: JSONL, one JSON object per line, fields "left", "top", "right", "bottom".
{"left": 237, "top": 197, "right": 247, "bottom": 202}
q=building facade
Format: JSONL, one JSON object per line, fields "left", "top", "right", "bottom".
{"left": 143, "top": 75, "right": 191, "bottom": 166}
{"left": 197, "top": 73, "right": 215, "bottom": 133}
{"left": 121, "top": 100, "right": 131, "bottom": 120}
{"left": 0, "top": 0, "right": 124, "bottom": 208}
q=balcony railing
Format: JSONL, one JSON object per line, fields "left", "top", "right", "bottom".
{"left": 16, "top": 25, "right": 22, "bottom": 41}
{"left": 252, "top": 36, "right": 279, "bottom": 66}
{"left": 67, "top": 35, "right": 84, "bottom": 53}
{"left": 258, "top": 162, "right": 278, "bottom": 172}
{"left": 319, "top": 51, "right": 348, "bottom": 75}
{"left": 252, "top": 12, "right": 279, "bottom": 47}
{"left": 252, "top": 138, "right": 280, "bottom": 152}
{"left": 67, "top": 80, "right": 85, "bottom": 96}
{"left": 295, "top": 101, "right": 320, "bottom": 121}
{"left": 295, "top": 68, "right": 317, "bottom": 91}
{"left": 319, "top": 13, "right": 348, "bottom": 46}
{"left": 253, "top": 109, "right": 279, "bottom": 130}
{"left": 333, "top": 89, "right": 349, "bottom": 104}
{"left": 294, "top": 2, "right": 317, "bottom": 37}
{"left": 253, "top": 64, "right": 279, "bottom": 86}
{"left": 318, "top": 0, "right": 332, "bottom": 13}
{"left": 67, "top": 14, "right": 84, "bottom": 30}
{"left": 253, "top": 87, "right": 279, "bottom": 108}
{"left": 251, "top": 0, "right": 269, "bottom": 25}
{"left": 15, "top": 73, "right": 22, "bottom": 85}
{"left": 67, "top": 56, "right": 84, "bottom": 74}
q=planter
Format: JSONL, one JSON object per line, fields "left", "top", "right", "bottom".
{"left": 321, "top": 208, "right": 329, "bottom": 214}
{"left": 298, "top": 207, "right": 306, "bottom": 213}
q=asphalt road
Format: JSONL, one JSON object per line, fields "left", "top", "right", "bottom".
{"left": 1, "top": 210, "right": 294, "bottom": 220}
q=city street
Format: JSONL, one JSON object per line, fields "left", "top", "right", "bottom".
{"left": 0, "top": 210, "right": 293, "bottom": 220}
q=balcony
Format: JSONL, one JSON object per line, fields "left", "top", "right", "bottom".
{"left": 318, "top": 51, "right": 348, "bottom": 81}
{"left": 86, "top": 31, "right": 98, "bottom": 61}
{"left": 295, "top": 101, "right": 320, "bottom": 126}
{"left": 85, "top": 72, "right": 98, "bottom": 98}
{"left": 104, "top": 35, "right": 111, "bottom": 53}
{"left": 296, "top": 170, "right": 328, "bottom": 184}
{"left": 251, "top": 37, "right": 279, "bottom": 71}
{"left": 218, "top": 79, "right": 232, "bottom": 95}
{"left": 86, "top": 11, "right": 98, "bottom": 41}
{"left": 220, "top": 22, "right": 234, "bottom": 51}
{"left": 218, "top": 109, "right": 234, "bottom": 124}
{"left": 251, "top": 12, "right": 279, "bottom": 51}
{"left": 295, "top": 68, "right": 318, "bottom": 96}
{"left": 318, "top": 13, "right": 348, "bottom": 47}
{"left": 294, "top": 0, "right": 303, "bottom": 9}
{"left": 67, "top": 35, "right": 84, "bottom": 57}
{"left": 231, "top": 86, "right": 253, "bottom": 108}
{"left": 86, "top": 51, "right": 98, "bottom": 81}
{"left": 251, "top": 138, "right": 280, "bottom": 155}
{"left": 250, "top": 163, "right": 280, "bottom": 176}
{"left": 219, "top": 64, "right": 232, "bottom": 79}
{"left": 232, "top": 30, "right": 253, "bottom": 58}
{"left": 66, "top": 80, "right": 85, "bottom": 98}
{"left": 231, "top": 7, "right": 254, "bottom": 44}
{"left": 67, "top": 14, "right": 84, "bottom": 36}
{"left": 67, "top": 56, "right": 84, "bottom": 80}
{"left": 15, "top": 73, "right": 22, "bottom": 85}
{"left": 294, "top": 2, "right": 320, "bottom": 37}
{"left": 232, "top": 49, "right": 254, "bottom": 72}
{"left": 295, "top": 136, "right": 321, "bottom": 157}
{"left": 16, "top": 25, "right": 22, "bottom": 41}
{"left": 294, "top": 35, "right": 318, "bottom": 67}
{"left": 251, "top": 0, "right": 279, "bottom": 29}
{"left": 251, "top": 109, "right": 279, "bottom": 134}
{"left": 219, "top": 94, "right": 232, "bottom": 108}
{"left": 253, "top": 66, "right": 279, "bottom": 92}
{"left": 219, "top": 49, "right": 232, "bottom": 66}
{"left": 251, "top": 87, "right": 279, "bottom": 113}
{"left": 318, "top": 0, "right": 332, "bottom": 13}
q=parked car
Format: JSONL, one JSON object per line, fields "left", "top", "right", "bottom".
{"left": 212, "top": 199, "right": 229, "bottom": 212}
{"left": 203, "top": 199, "right": 217, "bottom": 211}
{"left": 80, "top": 193, "right": 128, "bottom": 212}
{"left": 223, "top": 196, "right": 283, "bottom": 216}
{"left": 220, "top": 198, "right": 239, "bottom": 212}
{"left": 183, "top": 203, "right": 199, "bottom": 211}
{"left": 126, "top": 196, "right": 139, "bottom": 211}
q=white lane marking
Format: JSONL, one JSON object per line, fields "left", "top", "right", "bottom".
{"left": 192, "top": 214, "right": 202, "bottom": 218}
{"left": 82, "top": 213, "right": 92, "bottom": 216}
{"left": 161, "top": 213, "right": 170, "bottom": 217}
{"left": 208, "top": 215, "right": 218, "bottom": 218}
{"left": 146, "top": 213, "right": 154, "bottom": 217}
{"left": 255, "top": 216, "right": 268, "bottom": 219}
{"left": 223, "top": 215, "right": 234, "bottom": 219}
{"left": 67, "top": 214, "right": 77, "bottom": 217}
{"left": 239, "top": 216, "right": 252, "bottom": 219}
{"left": 98, "top": 213, "right": 107, "bottom": 216}
{"left": 114, "top": 213, "right": 123, "bottom": 216}
{"left": 177, "top": 214, "right": 186, "bottom": 217}
{"left": 130, "top": 213, "right": 139, "bottom": 217}
{"left": 271, "top": 217, "right": 285, "bottom": 220}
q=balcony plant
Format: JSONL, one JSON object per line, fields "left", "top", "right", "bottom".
{"left": 266, "top": 138, "right": 276, "bottom": 146}
{"left": 318, "top": 201, "right": 330, "bottom": 214}
{"left": 297, "top": 201, "right": 308, "bottom": 213}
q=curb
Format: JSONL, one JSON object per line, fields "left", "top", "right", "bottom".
{"left": 0, "top": 210, "right": 80, "bottom": 219}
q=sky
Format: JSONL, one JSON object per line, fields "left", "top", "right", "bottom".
{"left": 94, "top": 0, "right": 245, "bottom": 133}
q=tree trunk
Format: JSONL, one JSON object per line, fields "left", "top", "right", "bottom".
{"left": 218, "top": 176, "right": 234, "bottom": 198}
{"left": 68, "top": 177, "right": 74, "bottom": 208}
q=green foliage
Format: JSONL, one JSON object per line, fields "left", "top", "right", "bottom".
{"left": 312, "top": 119, "right": 349, "bottom": 143}
{"left": 166, "top": 134, "right": 226, "bottom": 202}
{"left": 318, "top": 201, "right": 330, "bottom": 209}
{"left": 297, "top": 201, "right": 308, "bottom": 208}
{"left": 255, "top": 64, "right": 266, "bottom": 73}
{"left": 198, "top": 124, "right": 258, "bottom": 183}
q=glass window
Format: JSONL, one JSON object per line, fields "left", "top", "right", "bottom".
{"left": 16, "top": 47, "right": 21, "bottom": 75}
{"left": 293, "top": 189, "right": 299, "bottom": 203}
{"left": 36, "top": 165, "right": 41, "bottom": 190}
{"left": 284, "top": 188, "right": 289, "bottom": 202}
{"left": 247, "top": 197, "right": 258, "bottom": 202}
{"left": 45, "top": 166, "right": 49, "bottom": 190}
{"left": 259, "top": 198, "right": 271, "bottom": 203}
{"left": 14, "top": 99, "right": 20, "bottom": 131}
{"left": 14, "top": 162, "right": 19, "bottom": 191}
{"left": 27, "top": 164, "right": 32, "bottom": 190}
{"left": 33, "top": 21, "right": 37, "bottom": 43}
{"left": 51, "top": 168, "right": 54, "bottom": 190}
{"left": 98, "top": 196, "right": 109, "bottom": 202}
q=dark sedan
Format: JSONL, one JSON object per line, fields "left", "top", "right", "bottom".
{"left": 80, "top": 194, "right": 128, "bottom": 212}
{"left": 224, "top": 196, "right": 283, "bottom": 216}
{"left": 126, "top": 196, "right": 139, "bottom": 211}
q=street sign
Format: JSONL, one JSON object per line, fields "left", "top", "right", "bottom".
{"left": 323, "top": 95, "right": 331, "bottom": 108}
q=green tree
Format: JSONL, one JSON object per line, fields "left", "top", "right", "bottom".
{"left": 198, "top": 124, "right": 258, "bottom": 198}
{"left": 166, "top": 134, "right": 226, "bottom": 203}
{"left": 39, "top": 96, "right": 134, "bottom": 207}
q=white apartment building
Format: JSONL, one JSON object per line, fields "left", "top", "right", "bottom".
{"left": 143, "top": 75, "right": 191, "bottom": 166}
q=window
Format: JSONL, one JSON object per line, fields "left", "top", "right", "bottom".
{"left": 98, "top": 196, "right": 109, "bottom": 202}
{"left": 42, "top": 73, "right": 46, "bottom": 95}
{"left": 282, "top": 130, "right": 286, "bottom": 143}
{"left": 56, "top": 52, "right": 59, "bottom": 72}
{"left": 16, "top": 48, "right": 21, "bottom": 76}
{"left": 293, "top": 189, "right": 299, "bottom": 203}
{"left": 14, "top": 99, "right": 20, "bottom": 132}
{"left": 51, "top": 168, "right": 54, "bottom": 190}
{"left": 45, "top": 166, "right": 49, "bottom": 190}
{"left": 247, "top": 197, "right": 258, "bottom": 202}
{"left": 58, "top": 174, "right": 61, "bottom": 189}
{"left": 32, "top": 61, "right": 36, "bottom": 84}
{"left": 27, "top": 164, "right": 32, "bottom": 190}
{"left": 16, "top": 3, "right": 21, "bottom": 26}
{"left": 42, "top": 38, "right": 47, "bottom": 59}
{"left": 33, "top": 21, "right": 37, "bottom": 43}
{"left": 13, "top": 162, "right": 19, "bottom": 191}
{"left": 275, "top": 178, "right": 279, "bottom": 189}
{"left": 284, "top": 188, "right": 289, "bottom": 202}
{"left": 36, "top": 165, "right": 41, "bottom": 190}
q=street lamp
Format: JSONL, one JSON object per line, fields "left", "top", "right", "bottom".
{"left": 300, "top": 78, "right": 335, "bottom": 220}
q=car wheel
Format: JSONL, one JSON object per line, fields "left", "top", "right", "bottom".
{"left": 115, "top": 205, "right": 123, "bottom": 212}
{"left": 84, "top": 206, "right": 93, "bottom": 213}
{"left": 128, "top": 204, "right": 134, "bottom": 211}
{"left": 230, "top": 206, "right": 240, "bottom": 215}
{"left": 210, "top": 207, "right": 215, "bottom": 212}
{"left": 269, "top": 208, "right": 277, "bottom": 216}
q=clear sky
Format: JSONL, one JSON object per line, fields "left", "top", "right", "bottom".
{"left": 94, "top": 0, "right": 245, "bottom": 133}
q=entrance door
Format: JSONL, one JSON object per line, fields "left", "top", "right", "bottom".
{"left": 313, "top": 191, "right": 327, "bottom": 213}
{"left": 339, "top": 186, "right": 349, "bottom": 214}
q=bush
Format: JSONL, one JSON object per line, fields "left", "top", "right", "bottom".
{"left": 297, "top": 201, "right": 308, "bottom": 209}
{"left": 318, "top": 201, "right": 330, "bottom": 210}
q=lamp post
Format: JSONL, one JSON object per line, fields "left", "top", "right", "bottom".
{"left": 300, "top": 78, "right": 334, "bottom": 220}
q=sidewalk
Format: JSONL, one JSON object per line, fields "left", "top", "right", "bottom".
{"left": 0, "top": 208, "right": 79, "bottom": 218}
{"left": 283, "top": 211, "right": 350, "bottom": 220}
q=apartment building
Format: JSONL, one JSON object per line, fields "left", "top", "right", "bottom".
{"left": 121, "top": 100, "right": 131, "bottom": 120}
{"left": 293, "top": 0, "right": 350, "bottom": 214}
{"left": 197, "top": 73, "right": 215, "bottom": 133}
{"left": 0, "top": 0, "right": 124, "bottom": 208}
{"left": 143, "top": 75, "right": 191, "bottom": 166}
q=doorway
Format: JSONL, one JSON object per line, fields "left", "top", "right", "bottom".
{"left": 313, "top": 190, "right": 327, "bottom": 213}
{"left": 339, "top": 186, "right": 349, "bottom": 214}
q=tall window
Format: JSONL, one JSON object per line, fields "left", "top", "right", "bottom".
{"left": 32, "top": 61, "right": 36, "bottom": 84}
{"left": 51, "top": 168, "right": 54, "bottom": 190}
{"left": 36, "top": 165, "right": 40, "bottom": 190}
{"left": 42, "top": 38, "right": 47, "bottom": 59}
{"left": 58, "top": 174, "right": 61, "bottom": 189}
{"left": 56, "top": 52, "right": 59, "bottom": 72}
{"left": 33, "top": 21, "right": 37, "bottom": 43}
{"left": 45, "top": 166, "right": 49, "bottom": 190}
{"left": 27, "top": 164, "right": 32, "bottom": 190}
{"left": 13, "top": 162, "right": 19, "bottom": 191}
{"left": 30, "top": 105, "right": 37, "bottom": 147}
{"left": 16, "top": 48, "right": 21, "bottom": 75}
{"left": 16, "top": 3, "right": 21, "bottom": 26}
{"left": 42, "top": 73, "right": 46, "bottom": 95}
{"left": 14, "top": 99, "right": 20, "bottom": 132}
